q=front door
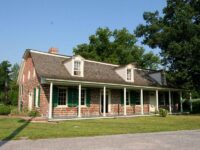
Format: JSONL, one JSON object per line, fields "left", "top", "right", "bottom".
{"left": 101, "top": 94, "right": 109, "bottom": 113}
{"left": 28, "top": 92, "right": 33, "bottom": 111}
{"left": 149, "top": 92, "right": 156, "bottom": 112}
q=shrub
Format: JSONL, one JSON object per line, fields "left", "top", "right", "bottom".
{"left": 191, "top": 101, "right": 200, "bottom": 114}
{"left": 28, "top": 110, "right": 40, "bottom": 117}
{"left": 0, "top": 104, "right": 11, "bottom": 115}
{"left": 159, "top": 108, "right": 168, "bottom": 117}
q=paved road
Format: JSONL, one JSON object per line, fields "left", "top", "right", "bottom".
{"left": 0, "top": 130, "right": 200, "bottom": 150}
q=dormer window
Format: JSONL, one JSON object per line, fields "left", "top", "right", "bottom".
{"left": 127, "top": 69, "right": 132, "bottom": 81}
{"left": 74, "top": 60, "right": 81, "bottom": 76}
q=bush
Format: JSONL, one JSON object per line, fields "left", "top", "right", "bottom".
{"left": 28, "top": 110, "right": 40, "bottom": 117}
{"left": 159, "top": 108, "right": 168, "bottom": 117}
{"left": 0, "top": 104, "right": 11, "bottom": 115}
{"left": 191, "top": 101, "right": 200, "bottom": 114}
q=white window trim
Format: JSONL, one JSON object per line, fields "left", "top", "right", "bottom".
{"left": 57, "top": 87, "right": 68, "bottom": 107}
{"left": 33, "top": 69, "right": 36, "bottom": 78}
{"left": 72, "top": 59, "right": 84, "bottom": 77}
{"left": 126, "top": 68, "right": 134, "bottom": 82}
{"left": 22, "top": 74, "right": 25, "bottom": 83}
{"left": 35, "top": 88, "right": 39, "bottom": 107}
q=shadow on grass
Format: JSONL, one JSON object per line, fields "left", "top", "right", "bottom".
{"left": 0, "top": 117, "right": 33, "bottom": 147}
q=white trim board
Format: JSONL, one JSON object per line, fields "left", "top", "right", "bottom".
{"left": 44, "top": 78, "right": 183, "bottom": 91}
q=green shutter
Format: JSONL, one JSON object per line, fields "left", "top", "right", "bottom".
{"left": 130, "top": 91, "right": 136, "bottom": 105}
{"left": 86, "top": 88, "right": 91, "bottom": 107}
{"left": 53, "top": 87, "right": 58, "bottom": 107}
{"left": 73, "top": 89, "right": 78, "bottom": 107}
{"left": 38, "top": 87, "right": 40, "bottom": 107}
{"left": 120, "top": 90, "right": 124, "bottom": 105}
{"left": 34, "top": 88, "right": 36, "bottom": 106}
{"left": 68, "top": 88, "right": 73, "bottom": 107}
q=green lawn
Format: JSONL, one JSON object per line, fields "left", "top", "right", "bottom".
{"left": 0, "top": 115, "right": 200, "bottom": 140}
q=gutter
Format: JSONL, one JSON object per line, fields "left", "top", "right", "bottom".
{"left": 43, "top": 78, "right": 183, "bottom": 91}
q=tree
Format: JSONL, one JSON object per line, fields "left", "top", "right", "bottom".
{"left": 135, "top": 0, "right": 200, "bottom": 92}
{"left": 73, "top": 27, "right": 160, "bottom": 69}
{"left": 0, "top": 61, "right": 11, "bottom": 104}
{"left": 9, "top": 63, "right": 19, "bottom": 105}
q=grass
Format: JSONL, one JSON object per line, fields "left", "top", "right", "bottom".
{"left": 0, "top": 115, "right": 200, "bottom": 140}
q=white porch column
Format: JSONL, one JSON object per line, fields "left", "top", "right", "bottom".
{"left": 190, "top": 92, "right": 193, "bottom": 112}
{"left": 78, "top": 84, "right": 81, "bottom": 118}
{"left": 169, "top": 90, "right": 172, "bottom": 114}
{"left": 103, "top": 86, "right": 106, "bottom": 117}
{"left": 156, "top": 90, "right": 159, "bottom": 111}
{"left": 49, "top": 82, "right": 53, "bottom": 119}
{"left": 180, "top": 91, "right": 183, "bottom": 113}
{"left": 140, "top": 89, "right": 144, "bottom": 115}
{"left": 124, "top": 87, "right": 127, "bottom": 116}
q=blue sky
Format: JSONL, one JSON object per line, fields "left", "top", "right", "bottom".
{"left": 0, "top": 0, "right": 166, "bottom": 64}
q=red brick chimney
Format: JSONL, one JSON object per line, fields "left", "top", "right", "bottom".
{"left": 48, "top": 47, "right": 58, "bottom": 54}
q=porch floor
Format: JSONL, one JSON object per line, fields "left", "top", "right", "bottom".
{"left": 49, "top": 113, "right": 155, "bottom": 121}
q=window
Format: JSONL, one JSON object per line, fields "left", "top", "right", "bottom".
{"left": 74, "top": 61, "right": 81, "bottom": 76}
{"left": 126, "top": 91, "right": 130, "bottom": 105}
{"left": 35, "top": 88, "right": 39, "bottom": 107}
{"left": 81, "top": 89, "right": 86, "bottom": 105}
{"left": 58, "top": 88, "right": 67, "bottom": 105}
{"left": 127, "top": 69, "right": 132, "bottom": 81}
{"left": 34, "top": 87, "right": 40, "bottom": 107}
{"left": 33, "top": 69, "right": 36, "bottom": 78}
{"left": 28, "top": 70, "right": 30, "bottom": 80}
{"left": 22, "top": 74, "right": 25, "bottom": 83}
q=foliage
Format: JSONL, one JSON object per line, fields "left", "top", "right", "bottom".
{"left": 74, "top": 27, "right": 160, "bottom": 69}
{"left": 183, "top": 100, "right": 191, "bottom": 112}
{"left": 135, "top": 0, "right": 200, "bottom": 92}
{"left": 28, "top": 110, "right": 40, "bottom": 117}
{"left": 159, "top": 108, "right": 168, "bottom": 117}
{"left": 0, "top": 104, "right": 11, "bottom": 115}
{"left": 0, "top": 61, "right": 11, "bottom": 104}
{"left": 0, "top": 61, "right": 19, "bottom": 105}
{"left": 191, "top": 100, "right": 200, "bottom": 114}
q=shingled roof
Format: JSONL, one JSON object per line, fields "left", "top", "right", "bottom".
{"left": 28, "top": 50, "right": 168, "bottom": 87}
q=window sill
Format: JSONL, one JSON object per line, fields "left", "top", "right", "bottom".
{"left": 56, "top": 105, "right": 68, "bottom": 108}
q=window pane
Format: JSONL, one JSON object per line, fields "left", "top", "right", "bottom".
{"left": 127, "top": 69, "right": 131, "bottom": 80}
{"left": 74, "top": 61, "right": 81, "bottom": 76}
{"left": 58, "top": 89, "right": 66, "bottom": 105}
{"left": 126, "top": 92, "right": 130, "bottom": 105}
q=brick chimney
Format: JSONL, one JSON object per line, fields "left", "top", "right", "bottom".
{"left": 48, "top": 47, "right": 58, "bottom": 54}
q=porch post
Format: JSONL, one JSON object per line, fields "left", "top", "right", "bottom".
{"left": 180, "top": 91, "right": 183, "bottom": 113}
{"left": 49, "top": 82, "right": 53, "bottom": 119}
{"left": 103, "top": 86, "right": 106, "bottom": 117}
{"left": 156, "top": 90, "right": 159, "bottom": 111}
{"left": 140, "top": 88, "right": 144, "bottom": 115}
{"left": 169, "top": 90, "right": 172, "bottom": 114}
{"left": 124, "top": 87, "right": 127, "bottom": 116}
{"left": 78, "top": 84, "right": 81, "bottom": 118}
{"left": 190, "top": 92, "right": 193, "bottom": 112}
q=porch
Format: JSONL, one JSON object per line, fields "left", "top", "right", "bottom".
{"left": 46, "top": 80, "right": 184, "bottom": 120}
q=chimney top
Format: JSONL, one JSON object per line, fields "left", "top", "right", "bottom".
{"left": 48, "top": 47, "right": 58, "bottom": 54}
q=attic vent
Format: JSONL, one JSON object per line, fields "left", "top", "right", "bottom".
{"left": 48, "top": 47, "right": 58, "bottom": 54}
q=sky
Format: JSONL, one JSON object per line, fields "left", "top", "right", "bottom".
{"left": 0, "top": 0, "right": 166, "bottom": 65}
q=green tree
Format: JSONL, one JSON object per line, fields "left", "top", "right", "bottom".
{"left": 0, "top": 61, "right": 11, "bottom": 104}
{"left": 74, "top": 27, "right": 160, "bottom": 69}
{"left": 135, "top": 0, "right": 200, "bottom": 92}
{"left": 9, "top": 63, "right": 19, "bottom": 105}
